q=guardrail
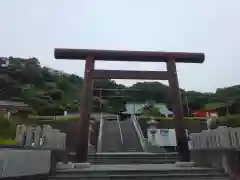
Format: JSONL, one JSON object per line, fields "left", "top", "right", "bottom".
{"left": 97, "top": 113, "right": 104, "bottom": 153}
{"left": 131, "top": 114, "right": 148, "bottom": 152}
{"left": 190, "top": 126, "right": 240, "bottom": 179}
{"left": 15, "top": 125, "right": 66, "bottom": 150}
{"left": 117, "top": 115, "right": 124, "bottom": 144}
{"left": 190, "top": 126, "right": 240, "bottom": 150}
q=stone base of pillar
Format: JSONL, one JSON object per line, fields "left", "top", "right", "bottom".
{"left": 175, "top": 161, "right": 195, "bottom": 167}
{"left": 56, "top": 162, "right": 75, "bottom": 170}
{"left": 74, "top": 162, "right": 91, "bottom": 169}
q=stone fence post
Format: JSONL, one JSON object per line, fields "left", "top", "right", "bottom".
{"left": 15, "top": 124, "right": 66, "bottom": 150}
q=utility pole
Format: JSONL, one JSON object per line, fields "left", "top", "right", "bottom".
{"left": 185, "top": 95, "right": 190, "bottom": 116}
{"left": 99, "top": 88, "right": 102, "bottom": 110}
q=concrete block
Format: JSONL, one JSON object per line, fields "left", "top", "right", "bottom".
{"left": 74, "top": 162, "right": 91, "bottom": 168}
{"left": 56, "top": 162, "right": 74, "bottom": 170}
{"left": 0, "top": 149, "right": 50, "bottom": 178}
{"left": 25, "top": 126, "right": 34, "bottom": 147}
{"left": 15, "top": 125, "right": 26, "bottom": 146}
{"left": 33, "top": 126, "right": 42, "bottom": 148}
{"left": 175, "top": 161, "right": 195, "bottom": 167}
{"left": 41, "top": 125, "right": 53, "bottom": 149}
{"left": 218, "top": 126, "right": 231, "bottom": 148}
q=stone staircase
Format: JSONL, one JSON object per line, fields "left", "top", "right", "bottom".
{"left": 120, "top": 118, "right": 144, "bottom": 152}
{"left": 101, "top": 118, "right": 123, "bottom": 152}
{"left": 49, "top": 114, "right": 229, "bottom": 180}
{"left": 87, "top": 152, "right": 177, "bottom": 164}
{"left": 49, "top": 164, "right": 229, "bottom": 180}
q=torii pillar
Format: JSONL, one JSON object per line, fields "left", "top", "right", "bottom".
{"left": 54, "top": 48, "right": 205, "bottom": 162}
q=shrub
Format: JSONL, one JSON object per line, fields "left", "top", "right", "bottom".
{"left": 0, "top": 139, "right": 17, "bottom": 145}
{"left": 217, "top": 114, "right": 240, "bottom": 127}
{"left": 0, "top": 116, "right": 17, "bottom": 139}
{"left": 139, "top": 116, "right": 206, "bottom": 121}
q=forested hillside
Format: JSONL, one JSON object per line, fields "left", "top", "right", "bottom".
{"left": 0, "top": 57, "right": 240, "bottom": 115}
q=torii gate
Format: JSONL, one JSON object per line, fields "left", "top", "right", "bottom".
{"left": 54, "top": 48, "right": 205, "bottom": 163}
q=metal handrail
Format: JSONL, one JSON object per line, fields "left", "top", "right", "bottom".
{"left": 131, "top": 114, "right": 148, "bottom": 151}
{"left": 97, "top": 112, "right": 104, "bottom": 152}
{"left": 117, "top": 115, "right": 124, "bottom": 144}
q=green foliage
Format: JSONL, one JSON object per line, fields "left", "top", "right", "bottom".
{"left": 0, "top": 116, "right": 16, "bottom": 139}
{"left": 0, "top": 139, "right": 17, "bottom": 145}
{"left": 217, "top": 114, "right": 240, "bottom": 127}
{"left": 139, "top": 116, "right": 206, "bottom": 121}
{"left": 1, "top": 57, "right": 240, "bottom": 116}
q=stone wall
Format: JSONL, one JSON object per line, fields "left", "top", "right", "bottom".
{"left": 190, "top": 126, "right": 240, "bottom": 179}
{"left": 38, "top": 119, "right": 100, "bottom": 153}
{"left": 15, "top": 125, "right": 66, "bottom": 150}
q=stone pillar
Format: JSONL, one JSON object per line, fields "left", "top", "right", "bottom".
{"left": 15, "top": 125, "right": 26, "bottom": 146}
{"left": 41, "top": 125, "right": 53, "bottom": 149}
{"left": 33, "top": 126, "right": 42, "bottom": 148}
{"left": 25, "top": 126, "right": 34, "bottom": 147}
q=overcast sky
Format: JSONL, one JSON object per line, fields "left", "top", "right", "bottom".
{"left": 0, "top": 0, "right": 239, "bottom": 93}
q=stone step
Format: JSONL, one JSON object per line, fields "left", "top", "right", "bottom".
{"left": 88, "top": 152, "right": 178, "bottom": 158}
{"left": 88, "top": 153, "right": 178, "bottom": 164}
{"left": 49, "top": 164, "right": 228, "bottom": 180}
{"left": 69, "top": 152, "right": 178, "bottom": 164}
{"left": 120, "top": 118, "right": 143, "bottom": 152}
{"left": 101, "top": 120, "right": 123, "bottom": 152}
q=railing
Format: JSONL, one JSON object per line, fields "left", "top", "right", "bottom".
{"left": 15, "top": 125, "right": 66, "bottom": 150}
{"left": 190, "top": 126, "right": 240, "bottom": 150}
{"left": 0, "top": 124, "right": 64, "bottom": 179}
{"left": 131, "top": 114, "right": 148, "bottom": 152}
{"left": 190, "top": 126, "right": 240, "bottom": 179}
{"left": 117, "top": 115, "right": 124, "bottom": 144}
{"left": 97, "top": 112, "right": 104, "bottom": 152}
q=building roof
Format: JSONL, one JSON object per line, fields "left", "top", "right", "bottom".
{"left": 0, "top": 100, "right": 29, "bottom": 111}
{"left": 203, "top": 100, "right": 235, "bottom": 111}
{"left": 124, "top": 102, "right": 173, "bottom": 115}
{"left": 0, "top": 100, "right": 28, "bottom": 107}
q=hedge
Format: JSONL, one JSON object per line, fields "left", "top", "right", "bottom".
{"left": 28, "top": 115, "right": 80, "bottom": 121}
{"left": 139, "top": 115, "right": 240, "bottom": 127}
{"left": 0, "top": 139, "right": 17, "bottom": 145}
{"left": 217, "top": 114, "right": 240, "bottom": 127}
{"left": 139, "top": 116, "right": 206, "bottom": 121}
{"left": 0, "top": 116, "right": 17, "bottom": 139}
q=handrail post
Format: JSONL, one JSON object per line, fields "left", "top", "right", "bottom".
{"left": 131, "top": 114, "right": 148, "bottom": 151}
{"left": 97, "top": 112, "right": 104, "bottom": 153}
{"left": 117, "top": 115, "right": 124, "bottom": 144}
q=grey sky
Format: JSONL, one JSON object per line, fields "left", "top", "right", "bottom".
{"left": 1, "top": 0, "right": 239, "bottom": 92}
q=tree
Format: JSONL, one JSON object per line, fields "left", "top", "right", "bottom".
{"left": 1, "top": 57, "right": 240, "bottom": 116}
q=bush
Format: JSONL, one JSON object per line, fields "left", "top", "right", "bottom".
{"left": 0, "top": 116, "right": 17, "bottom": 139}
{"left": 217, "top": 114, "right": 240, "bottom": 127}
{"left": 139, "top": 116, "right": 206, "bottom": 121}
{"left": 28, "top": 115, "right": 81, "bottom": 122}
{"left": 0, "top": 139, "right": 17, "bottom": 145}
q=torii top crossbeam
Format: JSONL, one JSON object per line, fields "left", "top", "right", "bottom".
{"left": 54, "top": 48, "right": 205, "bottom": 63}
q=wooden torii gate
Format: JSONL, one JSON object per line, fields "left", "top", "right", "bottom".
{"left": 54, "top": 48, "right": 205, "bottom": 163}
